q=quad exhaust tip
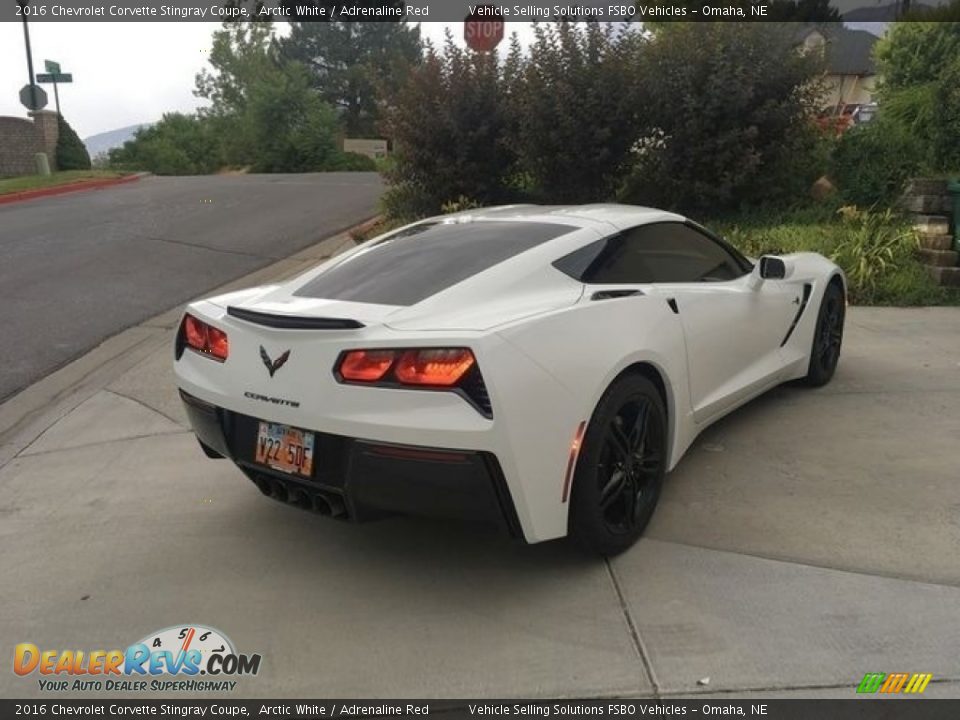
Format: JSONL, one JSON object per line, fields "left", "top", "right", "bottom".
{"left": 252, "top": 473, "right": 346, "bottom": 519}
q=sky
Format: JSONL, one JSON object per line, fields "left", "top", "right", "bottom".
{"left": 0, "top": 22, "right": 535, "bottom": 139}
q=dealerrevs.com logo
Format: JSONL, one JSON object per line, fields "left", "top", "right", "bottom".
{"left": 14, "top": 624, "right": 262, "bottom": 692}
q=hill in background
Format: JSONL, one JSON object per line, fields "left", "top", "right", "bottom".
{"left": 83, "top": 123, "right": 152, "bottom": 160}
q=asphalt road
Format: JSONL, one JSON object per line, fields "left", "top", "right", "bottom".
{"left": 0, "top": 173, "right": 383, "bottom": 401}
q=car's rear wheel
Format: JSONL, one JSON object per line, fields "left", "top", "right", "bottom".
{"left": 802, "top": 281, "right": 845, "bottom": 387}
{"left": 569, "top": 374, "right": 667, "bottom": 556}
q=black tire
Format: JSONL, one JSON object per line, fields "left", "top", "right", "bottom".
{"left": 569, "top": 374, "right": 668, "bottom": 556}
{"left": 802, "top": 281, "right": 845, "bottom": 387}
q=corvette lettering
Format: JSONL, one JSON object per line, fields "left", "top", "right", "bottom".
{"left": 244, "top": 391, "right": 300, "bottom": 408}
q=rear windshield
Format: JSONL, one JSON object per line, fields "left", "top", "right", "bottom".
{"left": 294, "top": 220, "right": 576, "bottom": 306}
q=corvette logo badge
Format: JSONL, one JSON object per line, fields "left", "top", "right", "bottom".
{"left": 259, "top": 346, "right": 290, "bottom": 377}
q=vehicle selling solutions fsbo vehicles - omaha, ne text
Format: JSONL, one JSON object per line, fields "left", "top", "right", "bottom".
{"left": 173, "top": 204, "right": 846, "bottom": 554}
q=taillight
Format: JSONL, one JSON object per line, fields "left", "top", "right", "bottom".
{"left": 180, "top": 314, "right": 229, "bottom": 361}
{"left": 394, "top": 348, "right": 475, "bottom": 386}
{"left": 335, "top": 347, "right": 490, "bottom": 416}
{"left": 339, "top": 350, "right": 396, "bottom": 382}
{"left": 336, "top": 348, "right": 475, "bottom": 387}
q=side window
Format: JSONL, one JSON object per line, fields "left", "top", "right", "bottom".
{"left": 554, "top": 222, "right": 749, "bottom": 284}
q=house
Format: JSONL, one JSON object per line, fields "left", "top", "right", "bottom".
{"left": 800, "top": 25, "right": 880, "bottom": 114}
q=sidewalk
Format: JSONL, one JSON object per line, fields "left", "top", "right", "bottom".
{"left": 2, "top": 229, "right": 960, "bottom": 697}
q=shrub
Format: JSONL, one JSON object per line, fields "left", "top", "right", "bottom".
{"left": 504, "top": 23, "right": 648, "bottom": 203}
{"left": 830, "top": 119, "right": 923, "bottom": 206}
{"left": 245, "top": 62, "right": 340, "bottom": 173}
{"left": 618, "top": 23, "right": 824, "bottom": 216}
{"left": 440, "top": 195, "right": 481, "bottom": 214}
{"left": 932, "top": 55, "right": 960, "bottom": 172}
{"left": 322, "top": 152, "right": 378, "bottom": 172}
{"left": 829, "top": 206, "right": 920, "bottom": 304}
{"left": 109, "top": 113, "right": 222, "bottom": 175}
{"left": 55, "top": 115, "right": 91, "bottom": 171}
{"left": 873, "top": 22, "right": 960, "bottom": 172}
{"left": 380, "top": 31, "right": 516, "bottom": 220}
{"left": 714, "top": 206, "right": 948, "bottom": 306}
{"left": 874, "top": 22, "right": 960, "bottom": 89}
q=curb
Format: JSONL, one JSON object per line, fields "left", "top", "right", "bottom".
{"left": 0, "top": 171, "right": 149, "bottom": 206}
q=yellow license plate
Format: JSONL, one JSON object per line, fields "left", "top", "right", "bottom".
{"left": 255, "top": 422, "right": 315, "bottom": 477}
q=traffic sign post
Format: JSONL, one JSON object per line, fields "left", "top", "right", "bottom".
{"left": 19, "top": 84, "right": 48, "bottom": 112}
{"left": 464, "top": 5, "right": 505, "bottom": 53}
{"left": 17, "top": 0, "right": 40, "bottom": 112}
{"left": 37, "top": 61, "right": 72, "bottom": 115}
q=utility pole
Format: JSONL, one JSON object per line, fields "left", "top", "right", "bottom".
{"left": 18, "top": 0, "right": 39, "bottom": 111}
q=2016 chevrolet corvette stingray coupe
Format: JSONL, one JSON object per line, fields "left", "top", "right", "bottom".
{"left": 174, "top": 204, "right": 846, "bottom": 554}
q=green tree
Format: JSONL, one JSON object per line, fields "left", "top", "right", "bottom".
{"left": 55, "top": 115, "right": 91, "bottom": 171}
{"left": 245, "top": 61, "right": 340, "bottom": 172}
{"left": 380, "top": 31, "right": 515, "bottom": 219}
{"left": 619, "top": 23, "right": 825, "bottom": 215}
{"left": 195, "top": 21, "right": 341, "bottom": 172}
{"left": 873, "top": 22, "right": 960, "bottom": 170}
{"left": 504, "top": 22, "right": 648, "bottom": 203}
{"left": 280, "top": 20, "right": 422, "bottom": 137}
{"left": 932, "top": 55, "right": 960, "bottom": 171}
{"left": 874, "top": 22, "right": 960, "bottom": 89}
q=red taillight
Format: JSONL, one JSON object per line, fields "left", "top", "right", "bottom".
{"left": 394, "top": 348, "right": 475, "bottom": 386}
{"left": 336, "top": 347, "right": 476, "bottom": 386}
{"left": 207, "top": 326, "right": 229, "bottom": 360}
{"left": 339, "top": 350, "right": 396, "bottom": 382}
{"left": 184, "top": 315, "right": 207, "bottom": 350}
{"left": 181, "top": 314, "right": 229, "bottom": 361}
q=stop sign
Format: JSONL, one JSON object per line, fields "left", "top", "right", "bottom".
{"left": 464, "top": 6, "right": 504, "bottom": 53}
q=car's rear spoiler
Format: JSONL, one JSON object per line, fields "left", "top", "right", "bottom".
{"left": 226, "top": 306, "right": 364, "bottom": 330}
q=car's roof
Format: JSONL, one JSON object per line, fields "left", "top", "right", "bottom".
{"left": 433, "top": 203, "right": 686, "bottom": 231}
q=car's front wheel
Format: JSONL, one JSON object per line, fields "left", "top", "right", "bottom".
{"left": 569, "top": 374, "right": 667, "bottom": 556}
{"left": 802, "top": 281, "right": 845, "bottom": 387}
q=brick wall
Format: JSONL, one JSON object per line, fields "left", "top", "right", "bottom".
{"left": 0, "top": 111, "right": 60, "bottom": 177}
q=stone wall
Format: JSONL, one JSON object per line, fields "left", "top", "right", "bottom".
{"left": 899, "top": 178, "right": 959, "bottom": 288}
{"left": 0, "top": 111, "right": 60, "bottom": 177}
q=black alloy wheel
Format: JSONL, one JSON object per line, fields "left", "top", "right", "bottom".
{"left": 803, "top": 281, "right": 845, "bottom": 387}
{"left": 570, "top": 374, "right": 667, "bottom": 556}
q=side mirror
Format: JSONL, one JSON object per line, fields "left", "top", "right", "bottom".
{"left": 748, "top": 255, "right": 791, "bottom": 289}
{"left": 759, "top": 256, "right": 786, "bottom": 280}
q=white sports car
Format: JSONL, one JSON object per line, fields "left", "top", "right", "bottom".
{"left": 174, "top": 204, "right": 845, "bottom": 554}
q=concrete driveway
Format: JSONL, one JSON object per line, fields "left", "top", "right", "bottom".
{"left": 1, "top": 232, "right": 958, "bottom": 699}
{"left": 0, "top": 172, "right": 383, "bottom": 402}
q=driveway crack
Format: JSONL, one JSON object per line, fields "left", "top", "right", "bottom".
{"left": 605, "top": 558, "right": 662, "bottom": 697}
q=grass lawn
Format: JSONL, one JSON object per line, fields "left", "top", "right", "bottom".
{"left": 0, "top": 170, "right": 129, "bottom": 195}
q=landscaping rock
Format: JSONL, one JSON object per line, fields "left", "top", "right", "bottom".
{"left": 925, "top": 266, "right": 960, "bottom": 287}
{"left": 918, "top": 249, "right": 959, "bottom": 267}
{"left": 912, "top": 215, "right": 950, "bottom": 234}
{"left": 918, "top": 233, "right": 954, "bottom": 251}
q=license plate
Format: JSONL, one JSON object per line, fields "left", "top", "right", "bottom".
{"left": 255, "top": 422, "right": 315, "bottom": 477}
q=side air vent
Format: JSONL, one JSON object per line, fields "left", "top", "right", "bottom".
{"left": 591, "top": 289, "right": 644, "bottom": 301}
{"left": 226, "top": 307, "right": 364, "bottom": 330}
{"left": 780, "top": 283, "right": 812, "bottom": 346}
